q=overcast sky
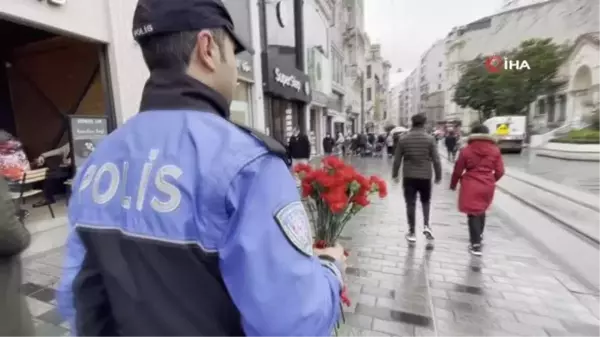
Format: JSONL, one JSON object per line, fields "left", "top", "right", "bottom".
{"left": 364, "top": 0, "right": 505, "bottom": 85}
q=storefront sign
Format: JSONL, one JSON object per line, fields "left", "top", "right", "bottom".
{"left": 263, "top": 51, "right": 311, "bottom": 103}
{"left": 68, "top": 116, "right": 108, "bottom": 169}
{"left": 274, "top": 68, "right": 302, "bottom": 92}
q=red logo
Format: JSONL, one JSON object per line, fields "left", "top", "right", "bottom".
{"left": 485, "top": 56, "right": 503, "bottom": 73}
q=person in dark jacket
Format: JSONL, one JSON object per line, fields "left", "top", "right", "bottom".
{"left": 444, "top": 131, "right": 458, "bottom": 162}
{"left": 392, "top": 114, "right": 442, "bottom": 244}
{"left": 288, "top": 128, "right": 311, "bottom": 165}
{"left": 449, "top": 124, "right": 505, "bottom": 256}
{"left": 0, "top": 178, "right": 34, "bottom": 336}
{"left": 358, "top": 133, "right": 368, "bottom": 156}
{"left": 322, "top": 134, "right": 335, "bottom": 155}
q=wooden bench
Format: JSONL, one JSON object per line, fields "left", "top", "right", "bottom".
{"left": 9, "top": 168, "right": 54, "bottom": 220}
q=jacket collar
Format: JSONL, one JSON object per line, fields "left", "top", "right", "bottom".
{"left": 409, "top": 127, "right": 426, "bottom": 133}
{"left": 139, "top": 70, "right": 230, "bottom": 119}
{"left": 468, "top": 133, "right": 497, "bottom": 143}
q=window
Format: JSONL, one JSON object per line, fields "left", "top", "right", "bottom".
{"left": 366, "top": 65, "right": 371, "bottom": 79}
{"left": 230, "top": 82, "right": 253, "bottom": 126}
{"left": 438, "top": 73, "right": 442, "bottom": 79}
{"left": 331, "top": 48, "right": 343, "bottom": 85}
{"left": 438, "top": 84, "right": 442, "bottom": 90}
{"left": 438, "top": 62, "right": 442, "bottom": 67}
{"left": 366, "top": 87, "right": 372, "bottom": 101}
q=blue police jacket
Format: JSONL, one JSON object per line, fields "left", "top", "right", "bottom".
{"left": 57, "top": 71, "right": 343, "bottom": 336}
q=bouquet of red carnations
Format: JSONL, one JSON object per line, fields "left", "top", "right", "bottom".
{"left": 293, "top": 156, "right": 387, "bottom": 330}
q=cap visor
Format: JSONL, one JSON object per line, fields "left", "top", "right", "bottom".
{"left": 225, "top": 26, "right": 254, "bottom": 55}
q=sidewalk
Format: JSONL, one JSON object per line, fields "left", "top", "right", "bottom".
{"left": 336, "top": 158, "right": 599, "bottom": 336}
{"left": 20, "top": 157, "right": 600, "bottom": 336}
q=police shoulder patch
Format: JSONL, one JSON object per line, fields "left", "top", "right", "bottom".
{"left": 274, "top": 201, "right": 313, "bottom": 256}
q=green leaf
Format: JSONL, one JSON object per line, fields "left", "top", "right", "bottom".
{"left": 452, "top": 38, "right": 570, "bottom": 123}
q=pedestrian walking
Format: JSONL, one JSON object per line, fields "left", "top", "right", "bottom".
{"left": 0, "top": 177, "right": 34, "bottom": 336}
{"left": 322, "top": 133, "right": 335, "bottom": 155}
{"left": 386, "top": 132, "right": 394, "bottom": 157}
{"left": 57, "top": 0, "right": 347, "bottom": 335}
{"left": 336, "top": 132, "right": 345, "bottom": 155}
{"left": 288, "top": 127, "right": 311, "bottom": 165}
{"left": 449, "top": 124, "right": 505, "bottom": 256}
{"left": 392, "top": 113, "right": 442, "bottom": 244}
{"left": 444, "top": 130, "right": 458, "bottom": 162}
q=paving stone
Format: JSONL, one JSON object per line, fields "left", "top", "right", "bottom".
{"left": 26, "top": 297, "right": 54, "bottom": 317}
{"left": 514, "top": 312, "right": 567, "bottom": 330}
{"left": 24, "top": 157, "right": 600, "bottom": 336}
{"left": 35, "top": 322, "right": 69, "bottom": 336}
{"left": 343, "top": 313, "right": 373, "bottom": 330}
{"left": 372, "top": 319, "right": 415, "bottom": 335}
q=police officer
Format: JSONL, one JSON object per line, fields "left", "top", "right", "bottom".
{"left": 57, "top": 0, "right": 347, "bottom": 335}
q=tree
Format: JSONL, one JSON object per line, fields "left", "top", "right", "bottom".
{"left": 453, "top": 38, "right": 569, "bottom": 121}
{"left": 453, "top": 56, "right": 498, "bottom": 121}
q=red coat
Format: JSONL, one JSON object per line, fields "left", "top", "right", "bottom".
{"left": 449, "top": 134, "right": 505, "bottom": 215}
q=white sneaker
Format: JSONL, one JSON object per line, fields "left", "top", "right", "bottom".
{"left": 423, "top": 226, "right": 435, "bottom": 241}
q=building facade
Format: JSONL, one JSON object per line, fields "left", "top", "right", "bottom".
{"left": 443, "top": 0, "right": 599, "bottom": 126}
{"left": 403, "top": 69, "right": 420, "bottom": 122}
{"left": 419, "top": 39, "right": 446, "bottom": 126}
{"left": 304, "top": 0, "right": 333, "bottom": 154}
{"left": 223, "top": 0, "right": 264, "bottom": 129}
{"left": 387, "top": 85, "right": 401, "bottom": 126}
{"left": 260, "top": 0, "right": 312, "bottom": 144}
{"left": 364, "top": 44, "right": 391, "bottom": 132}
{"left": 342, "top": 0, "right": 368, "bottom": 134}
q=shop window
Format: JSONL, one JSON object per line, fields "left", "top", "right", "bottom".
{"left": 230, "top": 82, "right": 252, "bottom": 126}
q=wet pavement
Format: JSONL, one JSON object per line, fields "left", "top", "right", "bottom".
{"left": 20, "top": 156, "right": 600, "bottom": 336}
{"left": 336, "top": 157, "right": 600, "bottom": 336}
{"left": 502, "top": 149, "right": 600, "bottom": 196}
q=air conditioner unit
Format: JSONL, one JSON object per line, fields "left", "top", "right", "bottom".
{"left": 48, "top": 0, "right": 67, "bottom": 6}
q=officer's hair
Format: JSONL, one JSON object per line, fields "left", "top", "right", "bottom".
{"left": 139, "top": 29, "right": 228, "bottom": 71}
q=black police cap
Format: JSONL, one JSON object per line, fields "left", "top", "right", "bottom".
{"left": 132, "top": 0, "right": 253, "bottom": 55}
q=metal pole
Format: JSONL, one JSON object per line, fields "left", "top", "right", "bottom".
{"left": 293, "top": 0, "right": 306, "bottom": 134}
{"left": 294, "top": 0, "right": 305, "bottom": 71}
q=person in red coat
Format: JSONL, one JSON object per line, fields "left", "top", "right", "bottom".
{"left": 449, "top": 124, "right": 505, "bottom": 256}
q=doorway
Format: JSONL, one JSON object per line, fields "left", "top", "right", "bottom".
{"left": 0, "top": 16, "right": 115, "bottom": 226}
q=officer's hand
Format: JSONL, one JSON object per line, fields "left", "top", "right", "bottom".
{"left": 392, "top": 177, "right": 400, "bottom": 184}
{"left": 434, "top": 178, "right": 441, "bottom": 185}
{"left": 315, "top": 243, "right": 347, "bottom": 265}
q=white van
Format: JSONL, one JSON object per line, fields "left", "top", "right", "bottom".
{"left": 482, "top": 116, "right": 526, "bottom": 154}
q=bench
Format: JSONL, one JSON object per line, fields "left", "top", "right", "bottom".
{"left": 9, "top": 168, "right": 55, "bottom": 221}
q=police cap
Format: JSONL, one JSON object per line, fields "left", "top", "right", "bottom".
{"left": 132, "top": 0, "right": 253, "bottom": 55}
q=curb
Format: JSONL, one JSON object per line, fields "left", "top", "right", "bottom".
{"left": 495, "top": 182, "right": 599, "bottom": 246}
{"left": 505, "top": 171, "right": 599, "bottom": 212}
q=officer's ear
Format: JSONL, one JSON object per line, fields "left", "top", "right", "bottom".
{"left": 195, "top": 30, "right": 219, "bottom": 72}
